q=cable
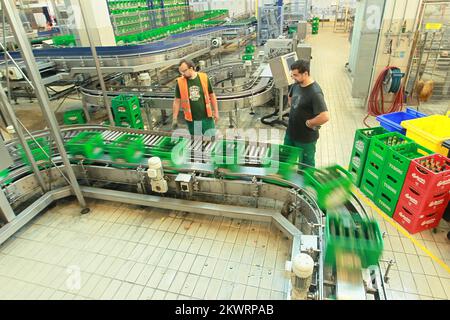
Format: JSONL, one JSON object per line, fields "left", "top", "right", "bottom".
{"left": 364, "top": 66, "right": 405, "bottom": 127}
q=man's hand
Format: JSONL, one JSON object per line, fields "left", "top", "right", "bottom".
{"left": 214, "top": 114, "right": 219, "bottom": 122}
{"left": 172, "top": 118, "right": 178, "bottom": 130}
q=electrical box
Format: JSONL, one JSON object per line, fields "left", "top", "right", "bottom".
{"left": 0, "top": 137, "right": 13, "bottom": 171}
{"left": 296, "top": 43, "right": 312, "bottom": 62}
{"left": 264, "top": 38, "right": 294, "bottom": 60}
{"left": 175, "top": 173, "right": 193, "bottom": 193}
{"left": 269, "top": 51, "right": 298, "bottom": 89}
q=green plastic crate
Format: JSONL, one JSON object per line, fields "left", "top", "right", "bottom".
{"left": 108, "top": 134, "right": 144, "bottom": 165}
{"left": 18, "top": 137, "right": 51, "bottom": 168}
{"left": 63, "top": 109, "right": 86, "bottom": 125}
{"left": 245, "top": 45, "right": 255, "bottom": 54}
{"left": 368, "top": 132, "right": 414, "bottom": 163}
{"left": 242, "top": 54, "right": 253, "bottom": 61}
{"left": 211, "top": 139, "right": 246, "bottom": 170}
{"left": 115, "top": 113, "right": 144, "bottom": 129}
{"left": 66, "top": 132, "right": 104, "bottom": 160}
{"left": 262, "top": 144, "right": 302, "bottom": 179}
{"left": 374, "top": 142, "right": 433, "bottom": 216}
{"left": 383, "top": 142, "right": 433, "bottom": 181}
{"left": 325, "top": 212, "right": 384, "bottom": 268}
{"left": 348, "top": 127, "right": 387, "bottom": 187}
{"left": 148, "top": 136, "right": 189, "bottom": 167}
{"left": 0, "top": 169, "right": 12, "bottom": 185}
{"left": 304, "top": 165, "right": 353, "bottom": 210}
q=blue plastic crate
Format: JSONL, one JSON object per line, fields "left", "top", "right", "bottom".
{"left": 376, "top": 107, "right": 426, "bottom": 134}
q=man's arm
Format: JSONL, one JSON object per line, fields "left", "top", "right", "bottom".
{"left": 307, "top": 91, "right": 329, "bottom": 128}
{"left": 306, "top": 111, "right": 330, "bottom": 128}
{"left": 207, "top": 77, "right": 219, "bottom": 121}
{"left": 172, "top": 82, "right": 181, "bottom": 128}
{"left": 209, "top": 93, "right": 219, "bottom": 121}
{"left": 172, "top": 98, "right": 181, "bottom": 120}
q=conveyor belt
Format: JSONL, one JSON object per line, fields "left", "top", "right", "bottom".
{"left": 1, "top": 26, "right": 239, "bottom": 61}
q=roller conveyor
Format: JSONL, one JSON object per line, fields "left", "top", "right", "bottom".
{"left": 0, "top": 125, "right": 387, "bottom": 300}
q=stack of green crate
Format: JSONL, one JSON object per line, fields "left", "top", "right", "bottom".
{"left": 52, "top": 34, "right": 76, "bottom": 47}
{"left": 63, "top": 109, "right": 86, "bottom": 125}
{"left": 360, "top": 132, "right": 414, "bottom": 201}
{"left": 325, "top": 212, "right": 384, "bottom": 268}
{"left": 304, "top": 165, "right": 353, "bottom": 210}
{"left": 66, "top": 132, "right": 105, "bottom": 160}
{"left": 375, "top": 142, "right": 433, "bottom": 216}
{"left": 108, "top": 134, "right": 144, "bottom": 166}
{"left": 312, "top": 17, "right": 319, "bottom": 35}
{"left": 18, "top": 137, "right": 51, "bottom": 168}
{"left": 348, "top": 127, "right": 387, "bottom": 187}
{"left": 112, "top": 95, "right": 144, "bottom": 129}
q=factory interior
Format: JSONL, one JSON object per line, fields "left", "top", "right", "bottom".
{"left": 0, "top": 0, "right": 449, "bottom": 302}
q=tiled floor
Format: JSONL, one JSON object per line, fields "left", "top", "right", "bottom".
{"left": 0, "top": 199, "right": 291, "bottom": 300}
{"left": 1, "top": 24, "right": 449, "bottom": 300}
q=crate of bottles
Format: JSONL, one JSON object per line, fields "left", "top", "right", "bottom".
{"left": 348, "top": 127, "right": 387, "bottom": 187}
{"left": 325, "top": 212, "right": 384, "bottom": 268}
{"left": 405, "top": 154, "right": 450, "bottom": 194}
{"left": 148, "top": 136, "right": 189, "bottom": 166}
{"left": 63, "top": 109, "right": 86, "bottom": 125}
{"left": 383, "top": 142, "right": 433, "bottom": 182}
{"left": 108, "top": 134, "right": 144, "bottom": 165}
{"left": 66, "top": 132, "right": 104, "bottom": 160}
{"left": 18, "top": 137, "right": 51, "bottom": 167}
{"left": 367, "top": 132, "right": 414, "bottom": 163}
{"left": 304, "top": 165, "right": 353, "bottom": 210}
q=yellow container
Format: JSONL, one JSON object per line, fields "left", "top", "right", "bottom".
{"left": 401, "top": 112, "right": 450, "bottom": 156}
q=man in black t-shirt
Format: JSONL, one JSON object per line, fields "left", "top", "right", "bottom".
{"left": 285, "top": 60, "right": 329, "bottom": 168}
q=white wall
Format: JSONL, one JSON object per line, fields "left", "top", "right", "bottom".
{"left": 310, "top": 0, "right": 357, "bottom": 19}
{"left": 190, "top": 0, "right": 255, "bottom": 18}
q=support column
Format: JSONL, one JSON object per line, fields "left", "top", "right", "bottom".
{"left": 3, "top": 0, "right": 88, "bottom": 211}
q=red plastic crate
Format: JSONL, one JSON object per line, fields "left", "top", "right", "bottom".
{"left": 405, "top": 154, "right": 450, "bottom": 194}
{"left": 396, "top": 182, "right": 448, "bottom": 213}
{"left": 393, "top": 199, "right": 448, "bottom": 234}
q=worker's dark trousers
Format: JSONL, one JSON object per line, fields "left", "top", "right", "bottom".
{"left": 186, "top": 118, "right": 216, "bottom": 137}
{"left": 283, "top": 134, "right": 317, "bottom": 168}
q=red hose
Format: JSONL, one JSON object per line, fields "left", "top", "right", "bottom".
{"left": 364, "top": 66, "right": 405, "bottom": 127}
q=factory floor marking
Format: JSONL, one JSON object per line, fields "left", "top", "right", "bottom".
{"left": 354, "top": 189, "right": 450, "bottom": 275}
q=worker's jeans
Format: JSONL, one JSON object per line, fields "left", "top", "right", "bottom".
{"left": 186, "top": 118, "right": 216, "bottom": 137}
{"left": 283, "top": 134, "right": 317, "bottom": 168}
